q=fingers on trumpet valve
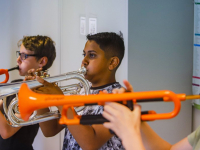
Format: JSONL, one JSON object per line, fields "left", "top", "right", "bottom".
{"left": 25, "top": 68, "right": 50, "bottom": 81}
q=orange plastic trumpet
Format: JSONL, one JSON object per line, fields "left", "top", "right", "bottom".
{"left": 0, "top": 66, "right": 19, "bottom": 83}
{"left": 18, "top": 83, "right": 198, "bottom": 126}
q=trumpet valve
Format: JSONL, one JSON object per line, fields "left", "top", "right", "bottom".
{"left": 41, "top": 71, "right": 44, "bottom": 78}
{"left": 34, "top": 72, "right": 39, "bottom": 76}
{"left": 44, "top": 70, "right": 50, "bottom": 77}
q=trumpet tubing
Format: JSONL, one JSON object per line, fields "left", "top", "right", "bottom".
{"left": 0, "top": 67, "right": 90, "bottom": 127}
{"left": 18, "top": 83, "right": 187, "bottom": 125}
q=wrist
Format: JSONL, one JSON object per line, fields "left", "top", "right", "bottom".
{"left": 122, "top": 131, "right": 144, "bottom": 150}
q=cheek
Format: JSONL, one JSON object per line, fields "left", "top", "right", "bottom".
{"left": 19, "top": 64, "right": 29, "bottom": 76}
{"left": 87, "top": 64, "right": 97, "bottom": 73}
{"left": 20, "top": 61, "right": 39, "bottom": 73}
{"left": 88, "top": 65, "right": 103, "bottom": 76}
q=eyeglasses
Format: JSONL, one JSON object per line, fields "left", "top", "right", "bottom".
{"left": 16, "top": 51, "right": 38, "bottom": 60}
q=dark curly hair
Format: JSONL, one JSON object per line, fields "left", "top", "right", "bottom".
{"left": 17, "top": 35, "right": 56, "bottom": 70}
{"left": 86, "top": 32, "right": 125, "bottom": 68}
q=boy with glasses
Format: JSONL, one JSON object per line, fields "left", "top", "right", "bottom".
{"left": 16, "top": 36, "right": 55, "bottom": 76}
{"left": 0, "top": 35, "right": 56, "bottom": 150}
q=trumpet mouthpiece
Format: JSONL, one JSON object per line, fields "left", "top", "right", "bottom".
{"left": 78, "top": 67, "right": 86, "bottom": 75}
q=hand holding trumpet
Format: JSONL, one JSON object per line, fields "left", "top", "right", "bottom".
{"left": 24, "top": 68, "right": 43, "bottom": 81}
{"left": 102, "top": 80, "right": 146, "bottom": 150}
{"left": 24, "top": 67, "right": 49, "bottom": 81}
{"left": 24, "top": 68, "right": 63, "bottom": 95}
{"left": 33, "top": 76, "right": 64, "bottom": 95}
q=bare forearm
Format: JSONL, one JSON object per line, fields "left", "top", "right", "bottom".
{"left": 68, "top": 124, "right": 112, "bottom": 150}
{"left": 0, "top": 111, "right": 10, "bottom": 137}
{"left": 0, "top": 111, "right": 20, "bottom": 139}
{"left": 39, "top": 118, "right": 64, "bottom": 137}
{"left": 141, "top": 122, "right": 172, "bottom": 150}
{"left": 65, "top": 108, "right": 112, "bottom": 150}
{"left": 122, "top": 130, "right": 146, "bottom": 150}
{"left": 37, "top": 108, "right": 64, "bottom": 137}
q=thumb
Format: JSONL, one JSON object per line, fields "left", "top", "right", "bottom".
{"left": 36, "top": 76, "right": 50, "bottom": 86}
{"left": 123, "top": 80, "right": 134, "bottom": 92}
{"left": 133, "top": 104, "right": 141, "bottom": 116}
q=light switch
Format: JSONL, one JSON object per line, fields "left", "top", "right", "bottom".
{"left": 89, "top": 18, "right": 97, "bottom": 35}
{"left": 80, "top": 17, "right": 86, "bottom": 35}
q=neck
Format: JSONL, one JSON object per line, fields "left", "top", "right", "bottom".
{"left": 91, "top": 76, "right": 116, "bottom": 88}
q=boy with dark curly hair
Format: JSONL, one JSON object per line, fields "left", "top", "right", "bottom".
{"left": 34, "top": 32, "right": 126, "bottom": 150}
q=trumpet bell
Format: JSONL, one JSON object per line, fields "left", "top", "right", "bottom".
{"left": 19, "top": 83, "right": 48, "bottom": 121}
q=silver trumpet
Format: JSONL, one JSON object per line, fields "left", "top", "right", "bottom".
{"left": 0, "top": 67, "right": 90, "bottom": 127}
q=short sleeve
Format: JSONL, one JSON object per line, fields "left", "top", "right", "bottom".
{"left": 187, "top": 125, "right": 200, "bottom": 147}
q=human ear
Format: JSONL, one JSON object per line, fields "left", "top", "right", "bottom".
{"left": 108, "top": 57, "right": 119, "bottom": 70}
{"left": 38, "top": 56, "right": 48, "bottom": 68}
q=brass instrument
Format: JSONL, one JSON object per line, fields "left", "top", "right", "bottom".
{"left": 0, "top": 67, "right": 90, "bottom": 127}
{"left": 18, "top": 86, "right": 200, "bottom": 126}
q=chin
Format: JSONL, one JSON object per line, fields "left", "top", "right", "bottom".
{"left": 19, "top": 72, "right": 25, "bottom": 76}
{"left": 84, "top": 75, "right": 92, "bottom": 83}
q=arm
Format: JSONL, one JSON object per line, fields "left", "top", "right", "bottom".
{"left": 65, "top": 107, "right": 113, "bottom": 150}
{"left": 37, "top": 108, "right": 64, "bottom": 137}
{"left": 141, "top": 122, "right": 171, "bottom": 150}
{"left": 171, "top": 137, "right": 192, "bottom": 150}
{"left": 0, "top": 100, "right": 21, "bottom": 139}
{"left": 68, "top": 125, "right": 112, "bottom": 149}
{"left": 141, "top": 122, "right": 192, "bottom": 150}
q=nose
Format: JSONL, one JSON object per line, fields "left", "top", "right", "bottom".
{"left": 17, "top": 56, "right": 22, "bottom": 65}
{"left": 81, "top": 56, "right": 88, "bottom": 67}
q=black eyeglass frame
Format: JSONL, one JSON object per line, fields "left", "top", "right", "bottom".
{"left": 16, "top": 51, "right": 38, "bottom": 60}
